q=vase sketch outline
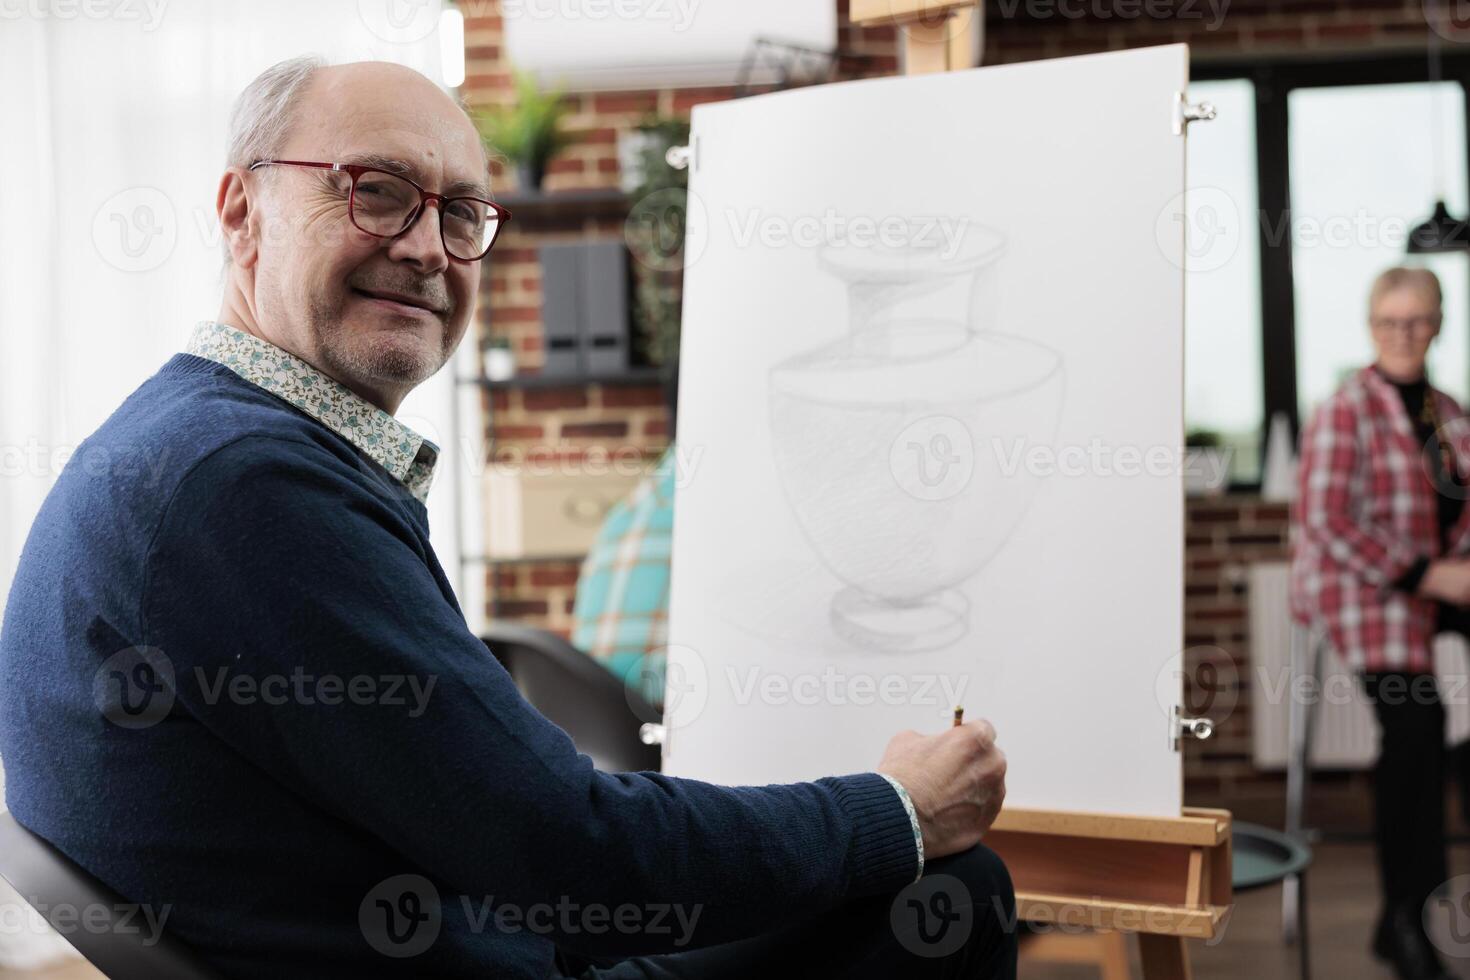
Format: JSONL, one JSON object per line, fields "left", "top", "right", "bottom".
{"left": 768, "top": 220, "right": 1065, "bottom": 653}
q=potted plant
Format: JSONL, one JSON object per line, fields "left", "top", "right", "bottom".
{"left": 474, "top": 70, "right": 573, "bottom": 193}
{"left": 623, "top": 116, "right": 691, "bottom": 382}
{"left": 1184, "top": 429, "right": 1230, "bottom": 497}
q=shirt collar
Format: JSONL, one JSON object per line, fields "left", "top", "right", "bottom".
{"left": 183, "top": 320, "right": 438, "bottom": 504}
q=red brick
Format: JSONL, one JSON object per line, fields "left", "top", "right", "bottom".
{"left": 531, "top": 567, "right": 581, "bottom": 588}
{"left": 593, "top": 92, "right": 659, "bottom": 114}
{"left": 495, "top": 599, "right": 549, "bottom": 617}
{"left": 562, "top": 421, "right": 629, "bottom": 439}
{"left": 523, "top": 387, "right": 589, "bottom": 411}
{"left": 600, "top": 385, "right": 666, "bottom": 408}
{"left": 672, "top": 88, "right": 734, "bottom": 114}
{"left": 491, "top": 424, "right": 545, "bottom": 440}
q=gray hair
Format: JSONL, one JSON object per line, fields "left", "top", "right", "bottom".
{"left": 221, "top": 55, "right": 325, "bottom": 266}
{"left": 1369, "top": 266, "right": 1443, "bottom": 321}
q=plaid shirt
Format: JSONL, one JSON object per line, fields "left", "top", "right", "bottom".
{"left": 1289, "top": 365, "right": 1470, "bottom": 673}
{"left": 570, "top": 446, "right": 677, "bottom": 708}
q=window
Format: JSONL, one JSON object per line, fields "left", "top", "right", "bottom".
{"left": 1184, "top": 78, "right": 1264, "bottom": 483}
{"left": 1289, "top": 82, "right": 1470, "bottom": 416}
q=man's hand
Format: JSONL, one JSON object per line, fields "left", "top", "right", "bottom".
{"left": 1420, "top": 557, "right": 1470, "bottom": 605}
{"left": 877, "top": 720, "right": 1007, "bottom": 861}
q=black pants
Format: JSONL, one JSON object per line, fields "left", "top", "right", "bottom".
{"left": 1360, "top": 671, "right": 1450, "bottom": 912}
{"left": 552, "top": 843, "right": 1018, "bottom": 979}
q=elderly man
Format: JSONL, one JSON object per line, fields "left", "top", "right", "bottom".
{"left": 0, "top": 59, "right": 1015, "bottom": 978}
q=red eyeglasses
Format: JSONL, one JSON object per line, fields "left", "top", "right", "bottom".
{"left": 248, "top": 159, "right": 511, "bottom": 262}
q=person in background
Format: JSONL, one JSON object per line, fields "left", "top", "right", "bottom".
{"left": 1290, "top": 266, "right": 1470, "bottom": 980}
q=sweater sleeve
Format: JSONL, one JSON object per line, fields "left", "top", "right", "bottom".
{"left": 1296, "top": 396, "right": 1421, "bottom": 587}
{"left": 140, "top": 435, "right": 918, "bottom": 957}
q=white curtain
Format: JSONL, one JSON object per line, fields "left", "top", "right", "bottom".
{"left": 0, "top": 0, "right": 479, "bottom": 963}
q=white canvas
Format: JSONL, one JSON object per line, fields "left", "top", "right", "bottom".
{"left": 662, "top": 45, "right": 1189, "bottom": 818}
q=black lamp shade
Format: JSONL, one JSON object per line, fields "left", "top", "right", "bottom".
{"left": 1409, "top": 199, "right": 1470, "bottom": 253}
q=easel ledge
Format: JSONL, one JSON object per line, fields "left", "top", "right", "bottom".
{"left": 987, "top": 807, "right": 1232, "bottom": 942}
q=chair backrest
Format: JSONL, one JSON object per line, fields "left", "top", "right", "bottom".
{"left": 0, "top": 810, "right": 222, "bottom": 980}
{"left": 482, "top": 625, "right": 662, "bottom": 773}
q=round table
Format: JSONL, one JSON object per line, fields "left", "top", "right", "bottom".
{"left": 1232, "top": 821, "right": 1314, "bottom": 980}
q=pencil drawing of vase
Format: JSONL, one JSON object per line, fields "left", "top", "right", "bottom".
{"left": 769, "top": 219, "right": 1064, "bottom": 652}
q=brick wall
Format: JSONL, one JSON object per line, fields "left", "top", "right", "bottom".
{"left": 460, "top": 0, "right": 902, "bottom": 639}
{"left": 460, "top": 0, "right": 1432, "bottom": 811}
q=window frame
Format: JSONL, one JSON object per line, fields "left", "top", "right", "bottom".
{"left": 1191, "top": 54, "right": 1470, "bottom": 491}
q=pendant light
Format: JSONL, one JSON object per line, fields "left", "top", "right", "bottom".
{"left": 1410, "top": 0, "right": 1470, "bottom": 252}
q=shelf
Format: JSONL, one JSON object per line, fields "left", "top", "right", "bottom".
{"left": 467, "top": 368, "right": 668, "bottom": 390}
{"left": 494, "top": 188, "right": 632, "bottom": 228}
{"left": 471, "top": 553, "right": 589, "bottom": 566}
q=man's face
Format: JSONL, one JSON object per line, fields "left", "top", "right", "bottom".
{"left": 245, "top": 64, "right": 486, "bottom": 402}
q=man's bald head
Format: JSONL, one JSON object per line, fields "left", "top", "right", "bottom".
{"left": 214, "top": 57, "right": 493, "bottom": 414}
{"left": 223, "top": 57, "right": 487, "bottom": 260}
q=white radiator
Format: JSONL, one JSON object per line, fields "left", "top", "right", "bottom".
{"left": 1249, "top": 560, "right": 1470, "bottom": 770}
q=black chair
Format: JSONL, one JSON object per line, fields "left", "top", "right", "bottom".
{"left": 0, "top": 809, "right": 222, "bottom": 979}
{"left": 481, "top": 621, "right": 662, "bottom": 773}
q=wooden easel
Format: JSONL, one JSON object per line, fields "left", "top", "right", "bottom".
{"left": 846, "top": 2, "right": 1235, "bottom": 977}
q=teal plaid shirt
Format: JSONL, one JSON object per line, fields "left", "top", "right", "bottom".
{"left": 570, "top": 446, "right": 676, "bottom": 710}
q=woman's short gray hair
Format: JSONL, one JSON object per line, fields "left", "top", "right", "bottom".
{"left": 221, "top": 55, "right": 325, "bottom": 265}
{"left": 1369, "top": 266, "right": 1443, "bottom": 320}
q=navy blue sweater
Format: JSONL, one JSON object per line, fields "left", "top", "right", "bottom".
{"left": 0, "top": 353, "right": 917, "bottom": 978}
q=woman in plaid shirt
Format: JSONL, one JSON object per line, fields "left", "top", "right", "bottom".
{"left": 1290, "top": 266, "right": 1470, "bottom": 980}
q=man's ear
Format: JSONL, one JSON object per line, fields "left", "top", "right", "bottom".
{"left": 217, "top": 167, "right": 258, "bottom": 269}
